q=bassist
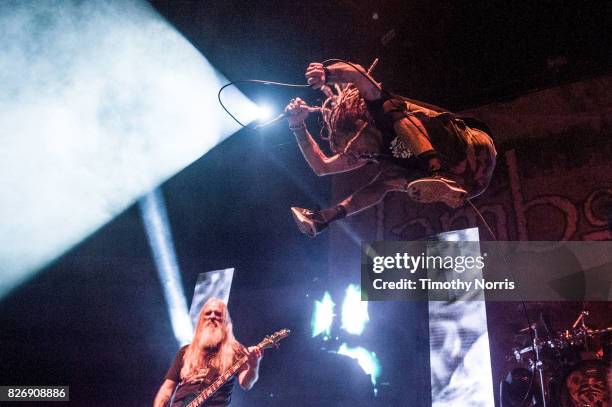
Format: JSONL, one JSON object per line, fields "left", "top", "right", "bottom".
{"left": 153, "top": 299, "right": 263, "bottom": 407}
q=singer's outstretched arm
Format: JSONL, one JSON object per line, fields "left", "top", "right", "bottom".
{"left": 286, "top": 98, "right": 368, "bottom": 176}
{"left": 292, "top": 126, "right": 368, "bottom": 176}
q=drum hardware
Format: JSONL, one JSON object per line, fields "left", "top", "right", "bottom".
{"left": 531, "top": 324, "right": 548, "bottom": 407}
{"left": 502, "top": 309, "right": 611, "bottom": 407}
{"left": 571, "top": 310, "right": 589, "bottom": 330}
{"left": 587, "top": 327, "right": 612, "bottom": 335}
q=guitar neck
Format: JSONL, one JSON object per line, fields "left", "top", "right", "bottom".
{"left": 180, "top": 328, "right": 289, "bottom": 407}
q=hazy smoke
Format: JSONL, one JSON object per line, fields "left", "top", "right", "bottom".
{"left": 0, "top": 0, "right": 253, "bottom": 297}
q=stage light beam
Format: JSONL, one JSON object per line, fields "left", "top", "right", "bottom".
{"left": 139, "top": 189, "right": 192, "bottom": 345}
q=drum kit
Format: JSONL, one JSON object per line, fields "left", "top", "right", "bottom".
{"left": 501, "top": 310, "right": 611, "bottom": 407}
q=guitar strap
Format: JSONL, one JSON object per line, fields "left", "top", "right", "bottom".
{"left": 166, "top": 382, "right": 180, "bottom": 407}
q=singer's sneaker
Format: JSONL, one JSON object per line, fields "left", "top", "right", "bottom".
{"left": 407, "top": 174, "right": 468, "bottom": 208}
{"left": 290, "top": 207, "right": 328, "bottom": 237}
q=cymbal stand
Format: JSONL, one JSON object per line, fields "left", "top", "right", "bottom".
{"left": 530, "top": 324, "right": 548, "bottom": 407}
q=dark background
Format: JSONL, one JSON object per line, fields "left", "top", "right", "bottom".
{"left": 1, "top": 0, "right": 610, "bottom": 405}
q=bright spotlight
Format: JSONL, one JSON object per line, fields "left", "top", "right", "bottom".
{"left": 0, "top": 1, "right": 255, "bottom": 298}
{"left": 311, "top": 291, "right": 335, "bottom": 339}
{"left": 239, "top": 102, "right": 275, "bottom": 124}
{"left": 341, "top": 284, "right": 369, "bottom": 335}
{"left": 256, "top": 104, "right": 274, "bottom": 121}
{"left": 336, "top": 343, "right": 382, "bottom": 387}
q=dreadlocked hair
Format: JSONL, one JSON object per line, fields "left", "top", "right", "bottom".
{"left": 320, "top": 85, "right": 373, "bottom": 154}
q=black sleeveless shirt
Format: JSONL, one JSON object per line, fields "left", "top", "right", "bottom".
{"left": 165, "top": 345, "right": 245, "bottom": 407}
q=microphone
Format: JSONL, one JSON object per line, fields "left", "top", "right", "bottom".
{"left": 253, "top": 106, "right": 321, "bottom": 130}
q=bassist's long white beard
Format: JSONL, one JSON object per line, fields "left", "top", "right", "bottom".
{"left": 181, "top": 314, "right": 237, "bottom": 381}
{"left": 198, "top": 324, "right": 225, "bottom": 349}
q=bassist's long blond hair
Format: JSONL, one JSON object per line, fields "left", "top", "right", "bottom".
{"left": 180, "top": 299, "right": 239, "bottom": 382}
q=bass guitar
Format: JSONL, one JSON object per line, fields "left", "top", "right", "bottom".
{"left": 175, "top": 329, "right": 290, "bottom": 407}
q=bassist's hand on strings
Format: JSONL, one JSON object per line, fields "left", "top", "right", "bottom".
{"left": 246, "top": 346, "right": 263, "bottom": 368}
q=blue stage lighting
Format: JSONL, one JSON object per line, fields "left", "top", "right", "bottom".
{"left": 336, "top": 343, "right": 381, "bottom": 387}
{"left": 311, "top": 285, "right": 380, "bottom": 394}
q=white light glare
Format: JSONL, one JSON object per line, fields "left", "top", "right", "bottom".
{"left": 257, "top": 104, "right": 273, "bottom": 121}
{"left": 139, "top": 189, "right": 192, "bottom": 345}
{"left": 241, "top": 103, "right": 275, "bottom": 123}
{"left": 337, "top": 343, "right": 381, "bottom": 387}
{"left": 341, "top": 284, "right": 369, "bottom": 335}
{"left": 311, "top": 291, "right": 335, "bottom": 338}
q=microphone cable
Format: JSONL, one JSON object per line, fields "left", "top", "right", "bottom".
{"left": 217, "top": 79, "right": 310, "bottom": 130}
{"left": 217, "top": 59, "right": 382, "bottom": 130}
